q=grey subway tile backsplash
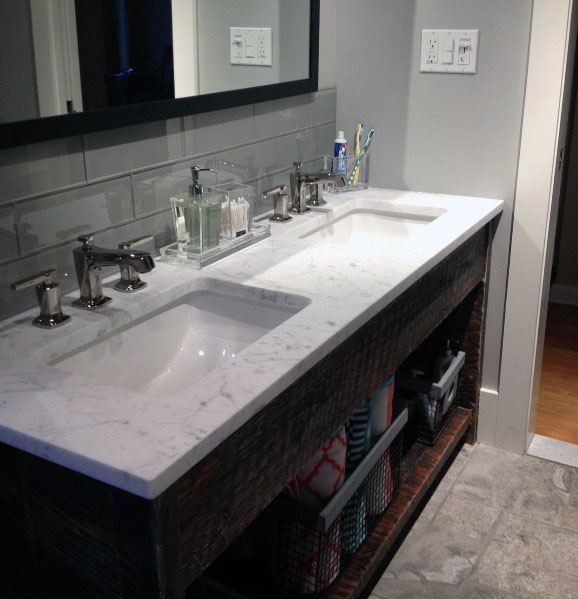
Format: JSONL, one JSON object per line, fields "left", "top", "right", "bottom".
{"left": 279, "top": 122, "right": 336, "bottom": 166}
{"left": 84, "top": 119, "right": 183, "bottom": 180}
{"left": 94, "top": 210, "right": 175, "bottom": 260}
{"left": 15, "top": 177, "right": 133, "bottom": 253}
{"left": 133, "top": 155, "right": 215, "bottom": 217}
{"left": 0, "top": 206, "right": 18, "bottom": 263}
{"left": 314, "top": 122, "right": 338, "bottom": 159}
{"left": 185, "top": 105, "right": 254, "bottom": 156}
{"left": 254, "top": 95, "right": 310, "bottom": 139}
{"left": 310, "top": 89, "right": 337, "bottom": 126}
{"left": 279, "top": 128, "right": 317, "bottom": 165}
{"left": 0, "top": 137, "right": 86, "bottom": 204}
{"left": 0, "top": 88, "right": 336, "bottom": 320}
{"left": 215, "top": 139, "right": 280, "bottom": 183}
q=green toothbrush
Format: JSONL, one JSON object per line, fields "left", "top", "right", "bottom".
{"left": 347, "top": 128, "right": 375, "bottom": 187}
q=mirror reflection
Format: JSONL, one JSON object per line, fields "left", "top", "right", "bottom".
{"left": 0, "top": 0, "right": 311, "bottom": 124}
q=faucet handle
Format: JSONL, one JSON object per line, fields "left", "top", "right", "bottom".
{"left": 263, "top": 185, "right": 291, "bottom": 223}
{"left": 262, "top": 184, "right": 287, "bottom": 198}
{"left": 11, "top": 268, "right": 57, "bottom": 291}
{"left": 118, "top": 235, "right": 154, "bottom": 251}
{"left": 11, "top": 269, "right": 70, "bottom": 329}
{"left": 114, "top": 236, "right": 154, "bottom": 294}
{"left": 293, "top": 161, "right": 304, "bottom": 172}
{"left": 77, "top": 234, "right": 93, "bottom": 248}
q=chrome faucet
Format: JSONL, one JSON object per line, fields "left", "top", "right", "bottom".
{"left": 289, "top": 162, "right": 346, "bottom": 213}
{"left": 72, "top": 235, "right": 155, "bottom": 310}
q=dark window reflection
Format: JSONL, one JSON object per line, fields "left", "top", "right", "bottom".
{"left": 75, "top": 0, "right": 174, "bottom": 111}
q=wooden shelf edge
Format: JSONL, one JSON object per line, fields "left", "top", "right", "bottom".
{"left": 327, "top": 407, "right": 473, "bottom": 599}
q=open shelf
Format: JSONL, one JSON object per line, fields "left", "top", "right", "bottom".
{"left": 187, "top": 408, "right": 472, "bottom": 599}
{"left": 326, "top": 407, "right": 472, "bottom": 599}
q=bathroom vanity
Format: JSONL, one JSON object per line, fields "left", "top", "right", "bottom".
{"left": 0, "top": 189, "right": 502, "bottom": 598}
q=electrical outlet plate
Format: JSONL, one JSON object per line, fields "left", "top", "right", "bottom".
{"left": 420, "top": 30, "right": 479, "bottom": 74}
{"left": 230, "top": 27, "right": 272, "bottom": 66}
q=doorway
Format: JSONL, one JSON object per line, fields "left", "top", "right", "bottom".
{"left": 528, "top": 74, "right": 578, "bottom": 466}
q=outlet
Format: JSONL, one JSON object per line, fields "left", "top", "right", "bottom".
{"left": 426, "top": 49, "right": 438, "bottom": 64}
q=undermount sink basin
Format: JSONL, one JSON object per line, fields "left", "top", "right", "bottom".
{"left": 301, "top": 209, "right": 437, "bottom": 246}
{"left": 53, "top": 279, "right": 309, "bottom": 398}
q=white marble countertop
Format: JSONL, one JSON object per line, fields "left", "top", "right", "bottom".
{"left": 0, "top": 188, "right": 502, "bottom": 498}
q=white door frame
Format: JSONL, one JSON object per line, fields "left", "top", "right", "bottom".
{"left": 171, "top": 0, "right": 199, "bottom": 98}
{"left": 496, "top": 0, "right": 577, "bottom": 454}
{"left": 29, "top": 0, "right": 83, "bottom": 116}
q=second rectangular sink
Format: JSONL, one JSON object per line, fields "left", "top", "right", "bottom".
{"left": 53, "top": 279, "right": 309, "bottom": 398}
{"left": 301, "top": 209, "right": 436, "bottom": 247}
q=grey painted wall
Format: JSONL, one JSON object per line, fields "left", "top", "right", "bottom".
{"left": 335, "top": 0, "right": 415, "bottom": 190}
{"left": 336, "top": 0, "right": 533, "bottom": 394}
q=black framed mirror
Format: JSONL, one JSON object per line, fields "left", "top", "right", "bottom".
{"left": 0, "top": 0, "right": 319, "bottom": 149}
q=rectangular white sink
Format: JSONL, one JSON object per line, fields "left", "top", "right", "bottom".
{"left": 53, "top": 279, "right": 309, "bottom": 398}
{"left": 301, "top": 209, "right": 436, "bottom": 247}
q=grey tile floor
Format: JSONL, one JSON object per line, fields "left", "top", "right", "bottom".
{"left": 370, "top": 444, "right": 578, "bottom": 599}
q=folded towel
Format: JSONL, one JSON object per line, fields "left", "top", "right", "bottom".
{"left": 341, "top": 489, "right": 367, "bottom": 556}
{"left": 342, "top": 401, "right": 372, "bottom": 556}
{"left": 279, "top": 430, "right": 346, "bottom": 594}
{"left": 368, "top": 375, "right": 396, "bottom": 516}
{"left": 345, "top": 401, "right": 372, "bottom": 471}
{"left": 370, "top": 374, "right": 395, "bottom": 438}
{"left": 287, "top": 428, "right": 347, "bottom": 509}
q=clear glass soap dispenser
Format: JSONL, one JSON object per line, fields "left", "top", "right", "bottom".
{"left": 171, "top": 166, "right": 221, "bottom": 253}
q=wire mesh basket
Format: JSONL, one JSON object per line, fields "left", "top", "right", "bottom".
{"left": 397, "top": 351, "right": 465, "bottom": 445}
{"left": 270, "top": 409, "right": 407, "bottom": 596}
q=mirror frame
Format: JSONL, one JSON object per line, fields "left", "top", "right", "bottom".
{"left": 0, "top": 0, "right": 320, "bottom": 149}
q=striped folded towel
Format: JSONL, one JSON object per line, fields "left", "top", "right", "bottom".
{"left": 287, "top": 428, "right": 347, "bottom": 509}
{"left": 342, "top": 401, "right": 372, "bottom": 556}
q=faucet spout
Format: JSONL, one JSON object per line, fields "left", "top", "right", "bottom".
{"left": 304, "top": 172, "right": 347, "bottom": 187}
{"left": 290, "top": 162, "right": 347, "bottom": 212}
{"left": 86, "top": 248, "right": 155, "bottom": 273}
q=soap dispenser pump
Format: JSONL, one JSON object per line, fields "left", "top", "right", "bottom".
{"left": 190, "top": 165, "right": 217, "bottom": 197}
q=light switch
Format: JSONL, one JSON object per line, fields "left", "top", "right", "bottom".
{"left": 458, "top": 39, "right": 471, "bottom": 65}
{"left": 420, "top": 30, "right": 479, "bottom": 74}
{"left": 230, "top": 27, "right": 273, "bottom": 66}
{"left": 245, "top": 36, "right": 255, "bottom": 58}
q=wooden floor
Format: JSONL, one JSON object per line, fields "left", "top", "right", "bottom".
{"left": 535, "top": 302, "right": 578, "bottom": 445}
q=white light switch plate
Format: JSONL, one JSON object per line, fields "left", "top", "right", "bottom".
{"left": 420, "top": 29, "right": 479, "bottom": 74}
{"left": 230, "top": 27, "right": 272, "bottom": 66}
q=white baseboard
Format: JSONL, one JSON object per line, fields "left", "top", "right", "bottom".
{"left": 477, "top": 387, "right": 500, "bottom": 446}
{"left": 549, "top": 283, "right": 578, "bottom": 306}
